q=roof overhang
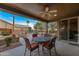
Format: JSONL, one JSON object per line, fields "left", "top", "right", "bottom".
{"left": 0, "top": 3, "right": 49, "bottom": 22}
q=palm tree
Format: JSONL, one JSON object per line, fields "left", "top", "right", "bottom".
{"left": 26, "top": 20, "right": 30, "bottom": 27}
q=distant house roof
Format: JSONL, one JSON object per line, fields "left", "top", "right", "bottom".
{"left": 0, "top": 28, "right": 12, "bottom": 30}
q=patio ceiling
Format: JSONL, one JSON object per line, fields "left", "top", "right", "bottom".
{"left": 0, "top": 3, "right": 79, "bottom": 22}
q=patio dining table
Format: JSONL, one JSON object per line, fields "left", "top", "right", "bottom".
{"left": 33, "top": 35, "right": 52, "bottom": 44}
{"left": 33, "top": 35, "right": 53, "bottom": 55}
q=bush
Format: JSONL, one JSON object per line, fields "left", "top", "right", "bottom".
{"left": 5, "top": 37, "right": 12, "bottom": 47}
{"left": 1, "top": 30, "right": 11, "bottom": 36}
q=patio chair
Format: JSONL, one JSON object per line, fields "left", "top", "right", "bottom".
{"left": 24, "top": 37, "right": 39, "bottom": 56}
{"left": 32, "top": 34, "right": 38, "bottom": 41}
{"left": 42, "top": 37, "right": 57, "bottom": 56}
{"left": 32, "top": 34, "right": 37, "bottom": 38}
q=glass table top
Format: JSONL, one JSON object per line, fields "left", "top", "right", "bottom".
{"left": 33, "top": 36, "right": 52, "bottom": 43}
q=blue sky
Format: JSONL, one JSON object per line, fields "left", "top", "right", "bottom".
{"left": 0, "top": 11, "right": 38, "bottom": 28}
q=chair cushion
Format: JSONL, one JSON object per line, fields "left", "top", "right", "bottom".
{"left": 43, "top": 42, "right": 53, "bottom": 49}
{"left": 32, "top": 34, "right": 37, "bottom": 38}
{"left": 42, "top": 41, "right": 49, "bottom": 46}
{"left": 30, "top": 43, "right": 38, "bottom": 51}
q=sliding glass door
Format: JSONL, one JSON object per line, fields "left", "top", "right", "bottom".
{"left": 59, "top": 18, "right": 78, "bottom": 42}
{"left": 69, "top": 18, "right": 78, "bottom": 42}
{"left": 59, "top": 20, "right": 68, "bottom": 40}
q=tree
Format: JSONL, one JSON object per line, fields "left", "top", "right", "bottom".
{"left": 49, "top": 22, "right": 57, "bottom": 33}
{"left": 34, "top": 21, "right": 47, "bottom": 34}
{"left": 34, "top": 22, "right": 44, "bottom": 31}
{"left": 26, "top": 20, "right": 30, "bottom": 27}
{"left": 28, "top": 27, "right": 32, "bottom": 32}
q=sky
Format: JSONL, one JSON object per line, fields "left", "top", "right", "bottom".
{"left": 0, "top": 10, "right": 38, "bottom": 29}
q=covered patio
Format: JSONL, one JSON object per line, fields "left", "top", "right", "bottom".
{"left": 0, "top": 3, "right": 79, "bottom": 56}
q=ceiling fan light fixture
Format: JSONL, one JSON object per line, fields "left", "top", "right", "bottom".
{"left": 54, "top": 14, "right": 57, "bottom": 16}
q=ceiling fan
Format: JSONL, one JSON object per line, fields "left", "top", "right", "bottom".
{"left": 40, "top": 6, "right": 57, "bottom": 19}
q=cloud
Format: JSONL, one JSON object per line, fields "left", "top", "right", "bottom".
{"left": 16, "top": 22, "right": 34, "bottom": 29}
{"left": 28, "top": 23, "right": 34, "bottom": 29}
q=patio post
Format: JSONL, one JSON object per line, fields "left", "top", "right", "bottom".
{"left": 46, "top": 22, "right": 49, "bottom": 34}
{"left": 12, "top": 16, "right": 15, "bottom": 34}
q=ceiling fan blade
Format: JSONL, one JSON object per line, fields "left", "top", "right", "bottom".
{"left": 45, "top": 7, "right": 49, "bottom": 12}
{"left": 41, "top": 14, "right": 45, "bottom": 17}
{"left": 49, "top": 10, "right": 57, "bottom": 13}
{"left": 39, "top": 12, "right": 44, "bottom": 14}
{"left": 47, "top": 13, "right": 51, "bottom": 17}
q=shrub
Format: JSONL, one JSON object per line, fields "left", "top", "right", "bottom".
{"left": 1, "top": 30, "right": 11, "bottom": 36}
{"left": 5, "top": 37, "right": 12, "bottom": 47}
